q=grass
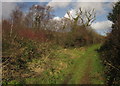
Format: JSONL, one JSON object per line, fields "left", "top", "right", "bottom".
{"left": 90, "top": 45, "right": 105, "bottom": 84}
{"left": 25, "top": 49, "right": 74, "bottom": 84}
{"left": 5, "top": 44, "right": 105, "bottom": 84}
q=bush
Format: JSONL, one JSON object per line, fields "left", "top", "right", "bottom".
{"left": 57, "top": 25, "right": 103, "bottom": 48}
{"left": 99, "top": 1, "right": 120, "bottom": 85}
{"left": 2, "top": 34, "right": 53, "bottom": 82}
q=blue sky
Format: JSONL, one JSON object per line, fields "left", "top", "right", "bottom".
{"left": 1, "top": 0, "right": 117, "bottom": 35}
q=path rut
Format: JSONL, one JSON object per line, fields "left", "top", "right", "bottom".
{"left": 80, "top": 58, "right": 92, "bottom": 84}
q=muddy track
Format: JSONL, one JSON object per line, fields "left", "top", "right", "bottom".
{"left": 80, "top": 58, "right": 92, "bottom": 84}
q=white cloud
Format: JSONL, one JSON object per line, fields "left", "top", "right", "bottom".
{"left": 2, "top": 0, "right": 118, "bottom": 2}
{"left": 2, "top": 0, "right": 50, "bottom": 2}
{"left": 76, "top": 0, "right": 118, "bottom": 2}
{"left": 53, "top": 16, "right": 61, "bottom": 20}
{"left": 2, "top": 2, "right": 17, "bottom": 19}
{"left": 47, "top": 0, "right": 72, "bottom": 2}
{"left": 64, "top": 9, "right": 77, "bottom": 19}
{"left": 74, "top": 2, "right": 106, "bottom": 15}
{"left": 91, "top": 20, "right": 113, "bottom": 35}
{"left": 91, "top": 20, "right": 112, "bottom": 30}
{"left": 47, "top": 0, "right": 72, "bottom": 9}
{"left": 36, "top": 0, "right": 51, "bottom": 2}
{"left": 23, "top": 0, "right": 51, "bottom": 2}
{"left": 2, "top": 0, "right": 22, "bottom": 2}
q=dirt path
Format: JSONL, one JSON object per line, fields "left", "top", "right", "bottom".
{"left": 62, "top": 44, "right": 104, "bottom": 84}
{"left": 80, "top": 58, "right": 92, "bottom": 84}
{"left": 62, "top": 47, "right": 93, "bottom": 84}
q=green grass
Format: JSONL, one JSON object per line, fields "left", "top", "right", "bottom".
{"left": 25, "top": 49, "right": 75, "bottom": 84}
{"left": 66, "top": 44, "right": 104, "bottom": 84}
{"left": 90, "top": 45, "right": 105, "bottom": 84}
{"left": 6, "top": 44, "right": 105, "bottom": 84}
{"left": 24, "top": 47, "right": 86, "bottom": 84}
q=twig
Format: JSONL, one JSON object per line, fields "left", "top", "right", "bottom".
{"left": 104, "top": 60, "right": 120, "bottom": 71}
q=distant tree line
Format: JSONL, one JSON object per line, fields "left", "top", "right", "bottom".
{"left": 2, "top": 4, "right": 103, "bottom": 47}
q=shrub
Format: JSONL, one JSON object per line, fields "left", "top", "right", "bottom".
{"left": 99, "top": 1, "right": 120, "bottom": 85}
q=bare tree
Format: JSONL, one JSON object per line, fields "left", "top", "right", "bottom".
{"left": 24, "top": 12, "right": 33, "bottom": 28}
{"left": 10, "top": 7, "right": 23, "bottom": 27}
{"left": 10, "top": 6, "right": 23, "bottom": 37}
{"left": 84, "top": 9, "right": 96, "bottom": 26}
{"left": 27, "top": 5, "right": 54, "bottom": 29}
{"left": 65, "top": 8, "right": 96, "bottom": 27}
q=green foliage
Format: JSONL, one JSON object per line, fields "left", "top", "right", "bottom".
{"left": 99, "top": 1, "right": 120, "bottom": 85}
{"left": 59, "top": 25, "right": 103, "bottom": 48}
{"left": 108, "top": 1, "right": 120, "bottom": 23}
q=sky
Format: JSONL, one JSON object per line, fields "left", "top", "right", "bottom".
{"left": 1, "top": 0, "right": 119, "bottom": 35}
